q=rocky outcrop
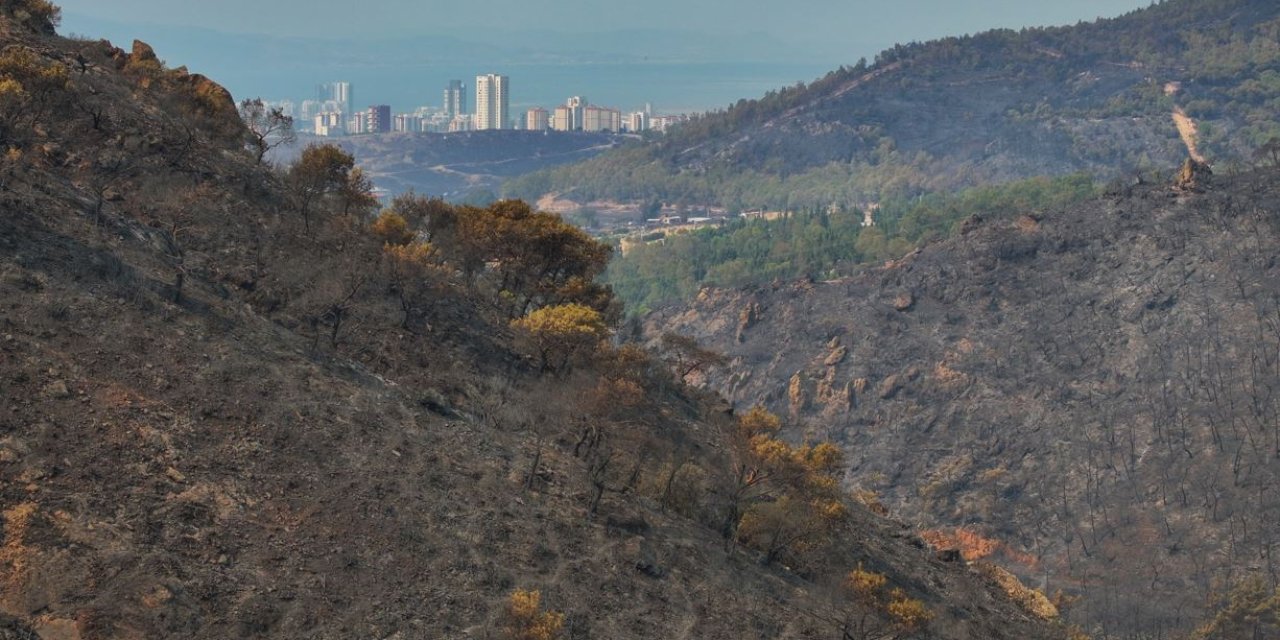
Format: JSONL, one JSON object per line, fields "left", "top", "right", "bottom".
{"left": 735, "top": 301, "right": 761, "bottom": 343}
{"left": 787, "top": 371, "right": 807, "bottom": 415}
{"left": 1174, "top": 157, "right": 1212, "bottom": 192}
{"left": 130, "top": 39, "right": 157, "bottom": 63}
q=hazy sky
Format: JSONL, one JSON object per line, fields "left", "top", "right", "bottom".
{"left": 59, "top": 0, "right": 1153, "bottom": 47}
{"left": 54, "top": 0, "right": 1159, "bottom": 112}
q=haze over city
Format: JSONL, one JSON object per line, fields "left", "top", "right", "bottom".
{"left": 56, "top": 0, "right": 1154, "bottom": 113}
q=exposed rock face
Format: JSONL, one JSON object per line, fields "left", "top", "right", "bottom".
{"left": 1174, "top": 157, "right": 1213, "bottom": 192}
{"left": 645, "top": 172, "right": 1280, "bottom": 637}
{"left": 130, "top": 39, "right": 157, "bottom": 63}
{"left": 786, "top": 371, "right": 807, "bottom": 415}
{"left": 823, "top": 341, "right": 848, "bottom": 367}
{"left": 735, "top": 301, "right": 761, "bottom": 343}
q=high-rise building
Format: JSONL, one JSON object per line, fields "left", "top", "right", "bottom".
{"left": 627, "top": 111, "right": 649, "bottom": 132}
{"left": 314, "top": 112, "right": 345, "bottom": 137}
{"left": 525, "top": 107, "right": 549, "bottom": 131}
{"left": 300, "top": 100, "right": 323, "bottom": 121}
{"left": 347, "top": 111, "right": 369, "bottom": 135}
{"left": 566, "top": 96, "right": 587, "bottom": 131}
{"left": 332, "top": 82, "right": 352, "bottom": 114}
{"left": 582, "top": 105, "right": 622, "bottom": 132}
{"left": 552, "top": 105, "right": 573, "bottom": 132}
{"left": 368, "top": 105, "right": 392, "bottom": 133}
{"left": 394, "top": 114, "right": 422, "bottom": 133}
{"left": 443, "top": 80, "right": 466, "bottom": 117}
{"left": 474, "top": 74, "right": 509, "bottom": 131}
{"left": 316, "top": 82, "right": 354, "bottom": 115}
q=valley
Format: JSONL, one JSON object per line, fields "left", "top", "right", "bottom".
{"left": 3, "top": 0, "right": 1280, "bottom": 638}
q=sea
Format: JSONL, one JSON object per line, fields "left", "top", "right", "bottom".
{"left": 59, "top": 14, "right": 843, "bottom": 116}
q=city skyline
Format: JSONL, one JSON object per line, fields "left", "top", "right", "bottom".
{"left": 290, "top": 76, "right": 671, "bottom": 136}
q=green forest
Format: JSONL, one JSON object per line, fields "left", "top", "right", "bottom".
{"left": 606, "top": 174, "right": 1097, "bottom": 314}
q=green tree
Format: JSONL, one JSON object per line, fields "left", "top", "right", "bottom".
{"left": 1254, "top": 137, "right": 1280, "bottom": 168}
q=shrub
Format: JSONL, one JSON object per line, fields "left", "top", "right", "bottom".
{"left": 502, "top": 589, "right": 564, "bottom": 640}
{"left": 371, "top": 211, "right": 415, "bottom": 246}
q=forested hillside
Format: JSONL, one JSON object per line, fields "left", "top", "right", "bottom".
{"left": 506, "top": 0, "right": 1280, "bottom": 212}
{"left": 608, "top": 174, "right": 1097, "bottom": 313}
{"left": 0, "top": 2, "right": 1074, "bottom": 638}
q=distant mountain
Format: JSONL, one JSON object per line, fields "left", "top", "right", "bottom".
{"left": 270, "top": 131, "right": 632, "bottom": 201}
{"left": 506, "top": 0, "right": 1280, "bottom": 210}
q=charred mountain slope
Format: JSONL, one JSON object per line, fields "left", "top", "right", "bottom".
{"left": 648, "top": 167, "right": 1280, "bottom": 637}
{"left": 0, "top": 5, "right": 1067, "bottom": 639}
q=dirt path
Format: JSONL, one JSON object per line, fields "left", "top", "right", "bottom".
{"left": 1172, "top": 106, "right": 1207, "bottom": 163}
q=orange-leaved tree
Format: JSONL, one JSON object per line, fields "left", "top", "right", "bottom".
{"left": 719, "top": 406, "right": 848, "bottom": 568}
{"left": 449, "top": 200, "right": 613, "bottom": 318}
{"left": 371, "top": 210, "right": 416, "bottom": 246}
{"left": 839, "top": 564, "right": 934, "bottom": 639}
{"left": 286, "top": 143, "right": 359, "bottom": 233}
{"left": 510, "top": 303, "right": 607, "bottom": 373}
{"left": 501, "top": 589, "right": 565, "bottom": 640}
{"left": 0, "top": 44, "right": 68, "bottom": 143}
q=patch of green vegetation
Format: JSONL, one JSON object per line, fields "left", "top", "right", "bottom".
{"left": 607, "top": 174, "right": 1097, "bottom": 314}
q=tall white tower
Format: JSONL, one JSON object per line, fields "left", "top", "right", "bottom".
{"left": 331, "top": 82, "right": 353, "bottom": 115}
{"left": 567, "top": 96, "right": 587, "bottom": 131}
{"left": 475, "top": 74, "right": 509, "bottom": 130}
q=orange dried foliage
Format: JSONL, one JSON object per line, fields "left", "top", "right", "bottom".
{"left": 920, "top": 528, "right": 1038, "bottom": 568}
